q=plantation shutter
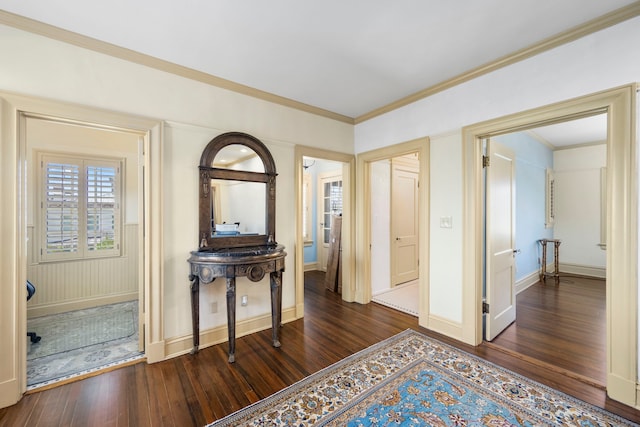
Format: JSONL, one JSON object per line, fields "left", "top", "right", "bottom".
{"left": 86, "top": 165, "right": 117, "bottom": 252}
{"left": 40, "top": 153, "right": 122, "bottom": 261}
{"left": 44, "top": 160, "right": 80, "bottom": 257}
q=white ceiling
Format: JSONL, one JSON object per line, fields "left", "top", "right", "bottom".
{"left": 528, "top": 114, "right": 608, "bottom": 149}
{"left": 0, "top": 0, "right": 636, "bottom": 122}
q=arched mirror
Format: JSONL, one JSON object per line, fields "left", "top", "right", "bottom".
{"left": 198, "top": 132, "right": 277, "bottom": 251}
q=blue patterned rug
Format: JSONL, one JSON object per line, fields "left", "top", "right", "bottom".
{"left": 208, "top": 329, "right": 637, "bottom": 426}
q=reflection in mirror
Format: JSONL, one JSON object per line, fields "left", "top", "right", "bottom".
{"left": 211, "top": 179, "right": 266, "bottom": 236}
{"left": 213, "top": 144, "right": 264, "bottom": 172}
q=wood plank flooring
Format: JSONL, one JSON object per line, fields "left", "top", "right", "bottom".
{"left": 490, "top": 274, "right": 607, "bottom": 387}
{"left": 1, "top": 270, "right": 638, "bottom": 426}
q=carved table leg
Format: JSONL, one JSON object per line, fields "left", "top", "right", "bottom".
{"left": 189, "top": 274, "right": 200, "bottom": 354}
{"left": 270, "top": 271, "right": 282, "bottom": 348}
{"left": 226, "top": 277, "right": 236, "bottom": 363}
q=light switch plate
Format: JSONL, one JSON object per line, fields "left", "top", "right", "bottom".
{"left": 440, "top": 216, "right": 453, "bottom": 228}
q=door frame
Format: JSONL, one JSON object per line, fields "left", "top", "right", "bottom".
{"left": 294, "top": 146, "right": 354, "bottom": 315}
{"left": 355, "top": 138, "right": 429, "bottom": 323}
{"left": 0, "top": 92, "right": 164, "bottom": 407}
{"left": 461, "top": 84, "right": 638, "bottom": 406}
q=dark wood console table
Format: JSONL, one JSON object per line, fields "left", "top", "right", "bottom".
{"left": 188, "top": 244, "right": 286, "bottom": 362}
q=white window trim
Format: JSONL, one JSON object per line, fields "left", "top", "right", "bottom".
{"left": 38, "top": 151, "right": 123, "bottom": 262}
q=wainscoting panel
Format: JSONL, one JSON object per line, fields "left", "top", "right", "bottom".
{"left": 27, "top": 224, "right": 139, "bottom": 317}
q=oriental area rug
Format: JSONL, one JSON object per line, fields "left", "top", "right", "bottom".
{"left": 208, "top": 329, "right": 636, "bottom": 426}
{"left": 27, "top": 301, "right": 143, "bottom": 388}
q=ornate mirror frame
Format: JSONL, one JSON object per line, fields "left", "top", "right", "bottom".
{"left": 198, "top": 132, "right": 277, "bottom": 250}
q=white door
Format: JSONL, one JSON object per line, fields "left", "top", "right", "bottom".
{"left": 317, "top": 171, "right": 342, "bottom": 271}
{"left": 391, "top": 155, "right": 419, "bottom": 286}
{"left": 485, "top": 140, "right": 517, "bottom": 341}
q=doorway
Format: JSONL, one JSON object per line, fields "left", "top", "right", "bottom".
{"left": 295, "top": 146, "right": 354, "bottom": 316}
{"left": 355, "top": 137, "right": 429, "bottom": 323}
{"left": 23, "top": 114, "right": 146, "bottom": 388}
{"left": 368, "top": 152, "right": 420, "bottom": 316}
{"left": 482, "top": 114, "right": 608, "bottom": 386}
{"left": 462, "top": 84, "right": 638, "bottom": 406}
{"left": 0, "top": 92, "right": 162, "bottom": 406}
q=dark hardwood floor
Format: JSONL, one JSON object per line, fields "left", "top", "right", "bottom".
{"left": 490, "top": 274, "right": 606, "bottom": 387}
{"left": 1, "top": 270, "right": 638, "bottom": 426}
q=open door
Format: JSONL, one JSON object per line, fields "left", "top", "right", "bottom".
{"left": 484, "top": 139, "right": 517, "bottom": 341}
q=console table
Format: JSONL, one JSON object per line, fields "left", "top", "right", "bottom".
{"left": 188, "top": 244, "right": 286, "bottom": 362}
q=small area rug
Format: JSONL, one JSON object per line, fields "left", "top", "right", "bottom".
{"left": 372, "top": 281, "right": 418, "bottom": 316}
{"left": 28, "top": 302, "right": 136, "bottom": 359}
{"left": 208, "top": 329, "right": 636, "bottom": 426}
{"left": 27, "top": 300, "right": 142, "bottom": 388}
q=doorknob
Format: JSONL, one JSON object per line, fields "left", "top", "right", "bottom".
{"left": 396, "top": 237, "right": 401, "bottom": 240}
{"left": 513, "top": 249, "right": 521, "bottom": 255}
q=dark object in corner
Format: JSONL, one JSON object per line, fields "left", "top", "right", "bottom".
{"left": 26, "top": 280, "right": 41, "bottom": 344}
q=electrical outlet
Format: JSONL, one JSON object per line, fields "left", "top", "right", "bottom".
{"left": 210, "top": 301, "right": 218, "bottom": 313}
{"left": 241, "top": 295, "right": 248, "bottom": 306}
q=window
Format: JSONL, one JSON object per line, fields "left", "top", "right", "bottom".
{"left": 321, "top": 177, "right": 342, "bottom": 245}
{"left": 39, "top": 152, "right": 122, "bottom": 261}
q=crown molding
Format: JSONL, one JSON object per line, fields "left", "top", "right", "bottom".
{"left": 0, "top": 10, "right": 354, "bottom": 125}
{"left": 354, "top": 1, "right": 640, "bottom": 124}
{"left": 1, "top": 3, "right": 638, "bottom": 127}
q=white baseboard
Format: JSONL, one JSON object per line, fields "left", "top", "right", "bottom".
{"left": 514, "top": 263, "right": 605, "bottom": 295}
{"left": 422, "top": 314, "right": 463, "bottom": 341}
{"left": 515, "top": 271, "right": 540, "bottom": 294}
{"left": 559, "top": 263, "right": 606, "bottom": 279}
{"left": 163, "top": 306, "right": 298, "bottom": 360}
{"left": 304, "top": 262, "right": 319, "bottom": 272}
